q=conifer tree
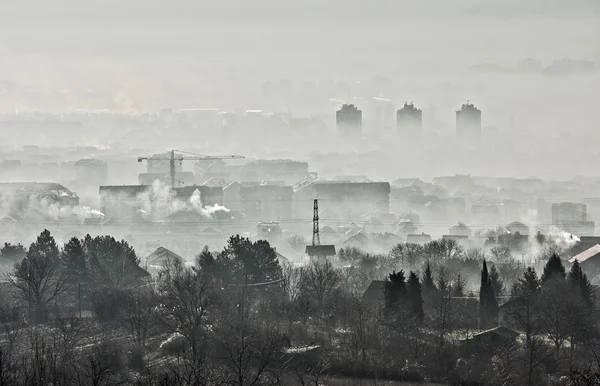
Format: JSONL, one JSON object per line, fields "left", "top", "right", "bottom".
{"left": 62, "top": 237, "right": 88, "bottom": 284}
{"left": 479, "top": 260, "right": 498, "bottom": 329}
{"left": 489, "top": 264, "right": 504, "bottom": 297}
{"left": 407, "top": 271, "right": 424, "bottom": 322}
{"left": 568, "top": 260, "right": 594, "bottom": 309}
{"left": 541, "top": 253, "right": 566, "bottom": 284}
{"left": 422, "top": 262, "right": 436, "bottom": 294}
{"left": 385, "top": 270, "right": 407, "bottom": 310}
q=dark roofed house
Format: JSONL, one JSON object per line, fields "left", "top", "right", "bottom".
{"left": 406, "top": 233, "right": 432, "bottom": 245}
{"left": 343, "top": 232, "right": 370, "bottom": 249}
{"left": 362, "top": 280, "right": 386, "bottom": 306}
{"left": 461, "top": 327, "right": 519, "bottom": 351}
{"left": 305, "top": 245, "right": 336, "bottom": 260}
{"left": 449, "top": 222, "right": 472, "bottom": 237}
{"left": 569, "top": 244, "right": 600, "bottom": 274}
{"left": 442, "top": 235, "right": 470, "bottom": 249}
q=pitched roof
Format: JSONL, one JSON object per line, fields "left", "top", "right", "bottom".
{"left": 305, "top": 245, "right": 336, "bottom": 257}
{"left": 144, "top": 247, "right": 185, "bottom": 266}
{"left": 472, "top": 326, "right": 520, "bottom": 340}
{"left": 569, "top": 244, "right": 600, "bottom": 264}
{"left": 362, "top": 280, "right": 386, "bottom": 303}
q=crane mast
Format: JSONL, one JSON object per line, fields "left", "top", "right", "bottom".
{"left": 137, "top": 149, "right": 244, "bottom": 188}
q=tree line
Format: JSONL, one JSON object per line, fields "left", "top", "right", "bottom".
{"left": 0, "top": 230, "right": 599, "bottom": 385}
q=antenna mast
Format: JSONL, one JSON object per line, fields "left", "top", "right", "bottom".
{"left": 312, "top": 199, "right": 320, "bottom": 246}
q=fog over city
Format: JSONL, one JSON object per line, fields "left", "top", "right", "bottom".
{"left": 0, "top": 1, "right": 599, "bottom": 385}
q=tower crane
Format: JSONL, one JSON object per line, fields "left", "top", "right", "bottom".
{"left": 137, "top": 150, "right": 244, "bottom": 188}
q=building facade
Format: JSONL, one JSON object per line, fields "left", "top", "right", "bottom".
{"left": 456, "top": 103, "right": 482, "bottom": 142}
{"left": 336, "top": 104, "right": 362, "bottom": 137}
{"left": 397, "top": 102, "right": 423, "bottom": 137}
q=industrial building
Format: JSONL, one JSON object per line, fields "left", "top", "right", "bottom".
{"left": 336, "top": 104, "right": 362, "bottom": 137}
{"left": 456, "top": 102, "right": 482, "bottom": 142}
{"left": 397, "top": 102, "right": 423, "bottom": 137}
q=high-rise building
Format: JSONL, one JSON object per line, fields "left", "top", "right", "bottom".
{"left": 456, "top": 102, "right": 482, "bottom": 142}
{"left": 336, "top": 104, "right": 362, "bottom": 136}
{"left": 397, "top": 102, "right": 422, "bottom": 136}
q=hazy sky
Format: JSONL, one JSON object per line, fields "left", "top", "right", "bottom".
{"left": 0, "top": 1, "right": 598, "bottom": 112}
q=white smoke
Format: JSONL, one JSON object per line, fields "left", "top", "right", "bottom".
{"left": 547, "top": 226, "right": 580, "bottom": 250}
{"left": 135, "top": 180, "right": 230, "bottom": 222}
{"left": 0, "top": 191, "right": 106, "bottom": 223}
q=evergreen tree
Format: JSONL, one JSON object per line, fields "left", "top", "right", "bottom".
{"left": 83, "top": 235, "right": 142, "bottom": 286}
{"left": 0, "top": 242, "right": 26, "bottom": 264}
{"left": 197, "top": 245, "right": 216, "bottom": 274}
{"left": 568, "top": 260, "right": 594, "bottom": 309}
{"left": 479, "top": 260, "right": 498, "bottom": 329}
{"left": 422, "top": 262, "right": 436, "bottom": 294}
{"left": 384, "top": 270, "right": 407, "bottom": 310}
{"left": 489, "top": 264, "right": 504, "bottom": 297}
{"left": 10, "top": 230, "right": 65, "bottom": 322}
{"left": 407, "top": 271, "right": 424, "bottom": 322}
{"left": 512, "top": 267, "right": 540, "bottom": 297}
{"left": 451, "top": 274, "right": 466, "bottom": 297}
{"left": 541, "top": 253, "right": 566, "bottom": 284}
{"left": 62, "top": 237, "right": 88, "bottom": 284}
{"left": 217, "top": 235, "right": 282, "bottom": 283}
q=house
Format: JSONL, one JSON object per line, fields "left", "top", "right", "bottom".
{"left": 569, "top": 244, "right": 600, "bottom": 273}
{"left": 498, "top": 297, "right": 525, "bottom": 331}
{"left": 305, "top": 245, "right": 336, "bottom": 261}
{"left": 461, "top": 327, "right": 519, "bottom": 351}
{"left": 442, "top": 235, "right": 470, "bottom": 249}
{"left": 343, "top": 232, "right": 370, "bottom": 249}
{"left": 449, "top": 222, "right": 472, "bottom": 237}
{"left": 506, "top": 221, "right": 529, "bottom": 236}
{"left": 406, "top": 233, "right": 432, "bottom": 245}
{"left": 144, "top": 247, "right": 185, "bottom": 267}
{"left": 396, "top": 221, "right": 418, "bottom": 238}
{"left": 362, "top": 280, "right": 386, "bottom": 306}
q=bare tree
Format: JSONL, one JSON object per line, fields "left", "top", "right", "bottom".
{"left": 71, "top": 339, "right": 121, "bottom": 386}
{"left": 156, "top": 258, "right": 217, "bottom": 364}
{"left": 120, "top": 289, "right": 156, "bottom": 347}
{"left": 465, "top": 247, "right": 486, "bottom": 261}
{"left": 299, "top": 260, "right": 341, "bottom": 318}
{"left": 538, "top": 281, "right": 571, "bottom": 357}
{"left": 216, "top": 288, "right": 282, "bottom": 386}
{"left": 389, "top": 243, "right": 424, "bottom": 267}
{"left": 428, "top": 268, "right": 454, "bottom": 351}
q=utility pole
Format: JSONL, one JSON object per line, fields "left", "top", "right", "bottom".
{"left": 78, "top": 282, "right": 82, "bottom": 319}
{"left": 312, "top": 199, "right": 320, "bottom": 246}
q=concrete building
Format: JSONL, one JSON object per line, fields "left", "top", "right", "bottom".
{"left": 239, "top": 185, "right": 293, "bottom": 220}
{"left": 456, "top": 102, "right": 482, "bottom": 142}
{"left": 397, "top": 102, "right": 422, "bottom": 137}
{"left": 552, "top": 202, "right": 587, "bottom": 223}
{"left": 195, "top": 159, "right": 310, "bottom": 186}
{"left": 0, "top": 182, "right": 79, "bottom": 208}
{"left": 294, "top": 181, "right": 391, "bottom": 219}
{"left": 552, "top": 202, "right": 594, "bottom": 236}
{"left": 74, "top": 159, "right": 108, "bottom": 186}
{"left": 336, "top": 104, "right": 362, "bottom": 137}
{"left": 257, "top": 222, "right": 283, "bottom": 245}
